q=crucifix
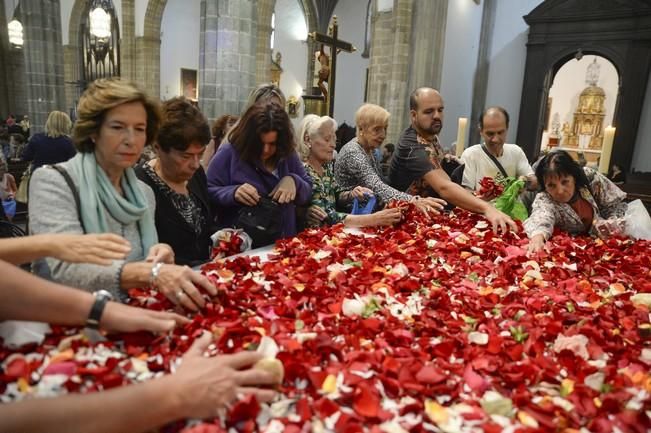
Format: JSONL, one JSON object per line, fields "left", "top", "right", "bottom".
{"left": 308, "top": 16, "right": 356, "bottom": 117}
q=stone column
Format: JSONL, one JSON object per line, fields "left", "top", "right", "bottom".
{"left": 367, "top": 0, "right": 413, "bottom": 143}
{"left": 21, "top": 0, "right": 66, "bottom": 132}
{"left": 367, "top": 6, "right": 392, "bottom": 108}
{"left": 121, "top": 0, "right": 137, "bottom": 83}
{"left": 407, "top": 0, "right": 448, "bottom": 92}
{"left": 135, "top": 36, "right": 161, "bottom": 98}
{"left": 255, "top": 0, "right": 275, "bottom": 85}
{"left": 384, "top": 0, "right": 412, "bottom": 142}
{"left": 199, "top": 0, "right": 258, "bottom": 122}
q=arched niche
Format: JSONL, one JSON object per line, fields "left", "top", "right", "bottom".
{"left": 541, "top": 54, "right": 620, "bottom": 167}
{"left": 516, "top": 0, "right": 651, "bottom": 174}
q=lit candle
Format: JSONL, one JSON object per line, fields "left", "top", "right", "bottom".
{"left": 598, "top": 126, "right": 616, "bottom": 174}
{"left": 456, "top": 117, "right": 468, "bottom": 157}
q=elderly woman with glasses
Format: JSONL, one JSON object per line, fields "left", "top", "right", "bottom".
{"left": 298, "top": 114, "right": 402, "bottom": 228}
{"left": 334, "top": 103, "right": 445, "bottom": 214}
{"left": 29, "top": 79, "right": 216, "bottom": 311}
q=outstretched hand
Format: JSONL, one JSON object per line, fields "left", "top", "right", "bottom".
{"left": 49, "top": 233, "right": 131, "bottom": 266}
{"left": 169, "top": 332, "right": 279, "bottom": 419}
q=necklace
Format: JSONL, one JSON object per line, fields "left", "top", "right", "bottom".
{"left": 151, "top": 159, "right": 188, "bottom": 194}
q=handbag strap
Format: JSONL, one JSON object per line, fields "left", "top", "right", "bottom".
{"left": 50, "top": 164, "right": 86, "bottom": 234}
{"left": 481, "top": 145, "right": 508, "bottom": 178}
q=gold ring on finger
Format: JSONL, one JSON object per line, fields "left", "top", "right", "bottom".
{"left": 176, "top": 290, "right": 184, "bottom": 300}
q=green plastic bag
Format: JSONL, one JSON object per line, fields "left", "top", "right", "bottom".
{"left": 494, "top": 178, "right": 528, "bottom": 221}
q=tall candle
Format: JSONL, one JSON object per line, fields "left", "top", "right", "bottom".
{"left": 599, "top": 126, "right": 616, "bottom": 174}
{"left": 456, "top": 117, "right": 468, "bottom": 157}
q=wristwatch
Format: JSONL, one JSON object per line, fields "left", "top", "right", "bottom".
{"left": 86, "top": 290, "right": 113, "bottom": 330}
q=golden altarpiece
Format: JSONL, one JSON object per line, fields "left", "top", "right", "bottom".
{"left": 562, "top": 59, "right": 607, "bottom": 163}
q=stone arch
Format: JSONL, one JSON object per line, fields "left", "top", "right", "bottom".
{"left": 136, "top": 0, "right": 167, "bottom": 98}
{"left": 143, "top": 0, "right": 167, "bottom": 39}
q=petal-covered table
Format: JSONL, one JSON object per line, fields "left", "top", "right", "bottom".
{"left": 2, "top": 206, "right": 650, "bottom": 433}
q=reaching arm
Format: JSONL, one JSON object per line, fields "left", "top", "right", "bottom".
{"left": 347, "top": 151, "right": 411, "bottom": 203}
{"left": 423, "top": 168, "right": 517, "bottom": 233}
{"left": 523, "top": 193, "right": 556, "bottom": 241}
{"left": 0, "top": 260, "right": 187, "bottom": 332}
{"left": 0, "top": 332, "right": 277, "bottom": 433}
{"left": 0, "top": 233, "right": 131, "bottom": 266}
{"left": 0, "top": 377, "right": 182, "bottom": 433}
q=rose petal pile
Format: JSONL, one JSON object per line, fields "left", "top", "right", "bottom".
{"left": 2, "top": 203, "right": 650, "bottom": 433}
{"left": 478, "top": 177, "right": 504, "bottom": 198}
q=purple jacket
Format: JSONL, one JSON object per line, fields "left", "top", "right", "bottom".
{"left": 206, "top": 142, "right": 312, "bottom": 238}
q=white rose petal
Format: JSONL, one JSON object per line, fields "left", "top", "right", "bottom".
{"left": 584, "top": 371, "right": 605, "bottom": 391}
{"left": 468, "top": 332, "right": 489, "bottom": 345}
{"left": 553, "top": 334, "right": 590, "bottom": 360}
{"left": 342, "top": 298, "right": 365, "bottom": 317}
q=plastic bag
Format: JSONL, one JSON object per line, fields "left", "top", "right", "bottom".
{"left": 493, "top": 179, "right": 528, "bottom": 221}
{"left": 624, "top": 199, "right": 651, "bottom": 240}
{"left": 210, "top": 228, "right": 252, "bottom": 259}
{"left": 2, "top": 198, "right": 16, "bottom": 219}
{"left": 351, "top": 195, "right": 377, "bottom": 215}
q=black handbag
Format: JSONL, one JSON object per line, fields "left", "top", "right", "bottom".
{"left": 234, "top": 168, "right": 285, "bottom": 248}
{"left": 236, "top": 196, "right": 282, "bottom": 248}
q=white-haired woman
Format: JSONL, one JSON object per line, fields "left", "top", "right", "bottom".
{"left": 333, "top": 104, "right": 446, "bottom": 214}
{"left": 299, "top": 114, "right": 402, "bottom": 227}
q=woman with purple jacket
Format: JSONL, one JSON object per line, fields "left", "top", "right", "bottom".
{"left": 206, "top": 102, "right": 312, "bottom": 245}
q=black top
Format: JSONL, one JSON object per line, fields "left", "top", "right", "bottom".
{"left": 135, "top": 164, "right": 215, "bottom": 267}
{"left": 22, "top": 133, "right": 76, "bottom": 170}
{"left": 388, "top": 126, "right": 441, "bottom": 196}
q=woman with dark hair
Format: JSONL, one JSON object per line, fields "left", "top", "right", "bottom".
{"left": 136, "top": 97, "right": 214, "bottom": 267}
{"left": 525, "top": 150, "right": 627, "bottom": 254}
{"left": 29, "top": 79, "right": 216, "bottom": 310}
{"left": 201, "top": 114, "right": 238, "bottom": 172}
{"left": 206, "top": 102, "right": 312, "bottom": 246}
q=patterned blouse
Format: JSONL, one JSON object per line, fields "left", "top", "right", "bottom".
{"left": 334, "top": 138, "right": 411, "bottom": 204}
{"left": 524, "top": 167, "right": 627, "bottom": 240}
{"left": 141, "top": 163, "right": 206, "bottom": 236}
{"left": 304, "top": 161, "right": 347, "bottom": 227}
{"left": 405, "top": 134, "right": 445, "bottom": 197}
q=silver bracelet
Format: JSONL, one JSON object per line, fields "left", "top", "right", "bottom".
{"left": 150, "top": 262, "right": 163, "bottom": 287}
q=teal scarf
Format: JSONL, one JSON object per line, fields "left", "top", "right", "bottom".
{"left": 66, "top": 153, "right": 157, "bottom": 256}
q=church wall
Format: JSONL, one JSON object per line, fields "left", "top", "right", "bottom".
{"left": 541, "top": 55, "right": 618, "bottom": 149}
{"left": 274, "top": 0, "right": 307, "bottom": 130}
{"left": 632, "top": 70, "right": 651, "bottom": 173}
{"left": 331, "top": 0, "right": 370, "bottom": 125}
{"left": 438, "top": 0, "right": 483, "bottom": 151}
{"left": 484, "top": 0, "right": 540, "bottom": 146}
{"left": 159, "top": 0, "right": 200, "bottom": 100}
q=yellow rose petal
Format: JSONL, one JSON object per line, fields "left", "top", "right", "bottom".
{"left": 424, "top": 399, "right": 448, "bottom": 425}
{"left": 517, "top": 411, "right": 539, "bottom": 428}
{"left": 321, "top": 374, "right": 337, "bottom": 393}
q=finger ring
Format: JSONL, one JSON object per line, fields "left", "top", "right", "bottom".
{"left": 176, "top": 290, "right": 184, "bottom": 300}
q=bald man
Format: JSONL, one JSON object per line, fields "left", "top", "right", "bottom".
{"left": 388, "top": 87, "right": 516, "bottom": 233}
{"left": 460, "top": 106, "right": 537, "bottom": 200}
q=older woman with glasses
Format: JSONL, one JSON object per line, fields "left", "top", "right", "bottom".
{"left": 29, "top": 79, "right": 216, "bottom": 311}
{"left": 334, "top": 103, "right": 445, "bottom": 214}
